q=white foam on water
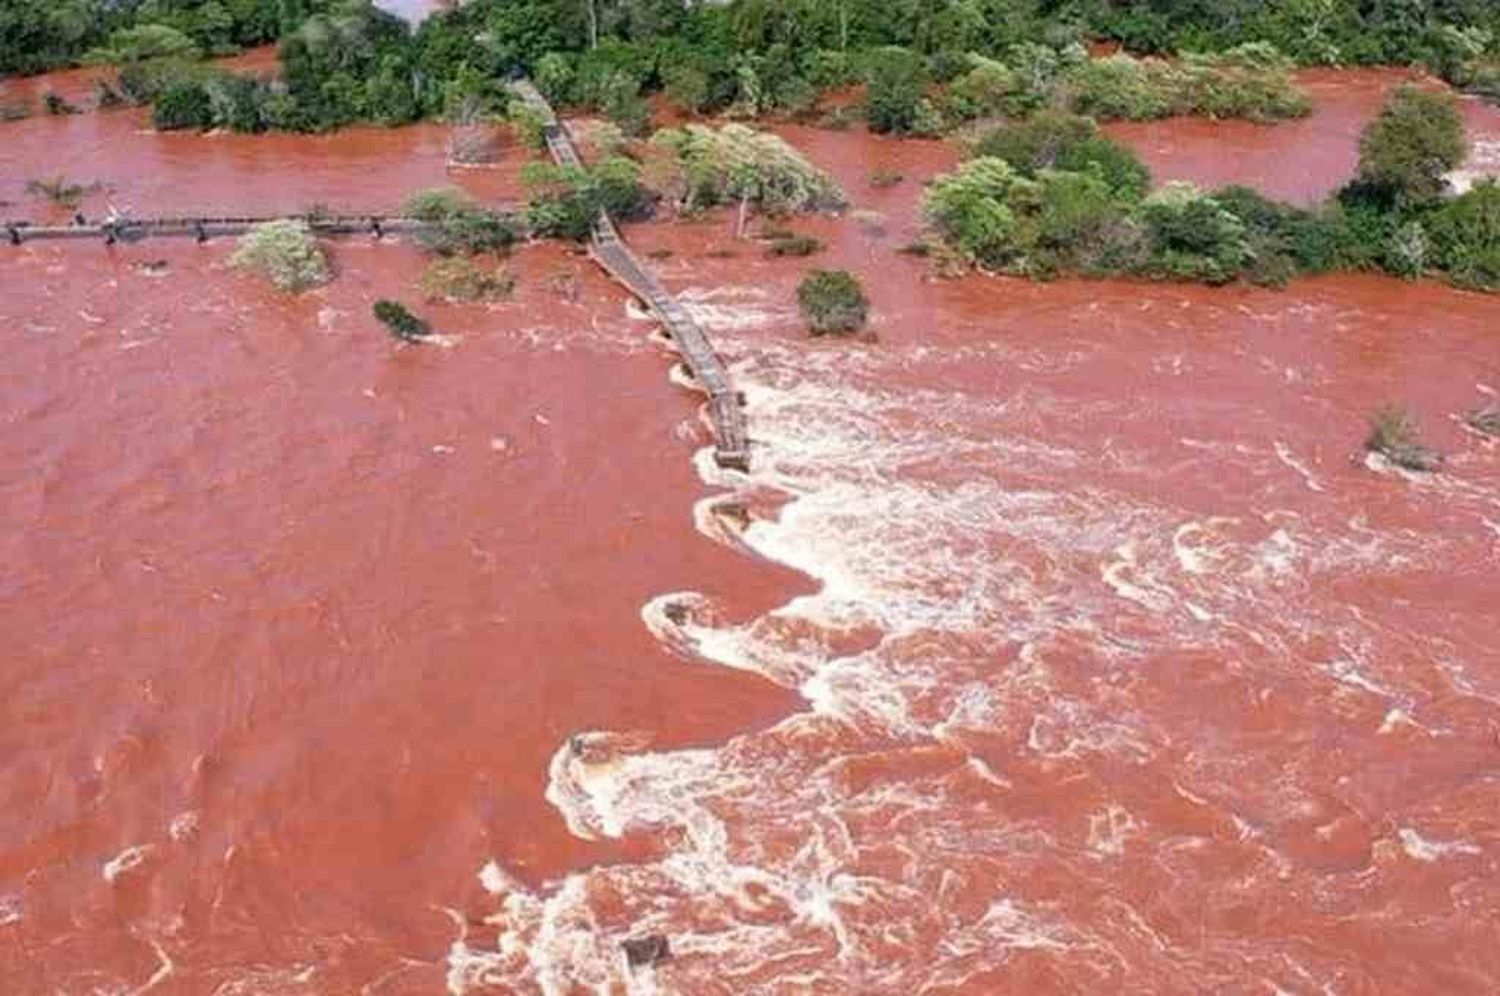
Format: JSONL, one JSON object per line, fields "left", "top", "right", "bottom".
{"left": 1102, "top": 540, "right": 1178, "bottom": 614}
{"left": 168, "top": 810, "right": 200, "bottom": 842}
{"left": 102, "top": 844, "right": 155, "bottom": 884}
{"left": 450, "top": 278, "right": 1497, "bottom": 992}
{"left": 1397, "top": 828, "right": 1482, "bottom": 862}
{"left": 676, "top": 286, "right": 788, "bottom": 334}
{"left": 207, "top": 964, "right": 317, "bottom": 996}
{"left": 0, "top": 895, "right": 20, "bottom": 927}
{"left": 1086, "top": 805, "right": 1138, "bottom": 858}
{"left": 1274, "top": 441, "right": 1325, "bottom": 492}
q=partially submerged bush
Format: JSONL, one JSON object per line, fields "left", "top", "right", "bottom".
{"left": 1137, "top": 183, "right": 1252, "bottom": 284}
{"left": 1427, "top": 179, "right": 1500, "bottom": 291}
{"left": 649, "top": 124, "right": 845, "bottom": 217}
{"left": 972, "top": 113, "right": 1151, "bottom": 198}
{"left": 43, "top": 91, "right": 78, "bottom": 116}
{"left": 374, "top": 299, "right": 431, "bottom": 342}
{"left": 153, "top": 77, "right": 215, "bottom": 130}
{"left": 523, "top": 157, "right": 652, "bottom": 240}
{"left": 25, "top": 175, "right": 95, "bottom": 208}
{"left": 420, "top": 258, "right": 515, "bottom": 302}
{"left": 1366, "top": 405, "right": 1444, "bottom": 471}
{"left": 924, "top": 157, "right": 1040, "bottom": 270}
{"left": 1210, "top": 184, "right": 1351, "bottom": 286}
{"left": 764, "top": 233, "right": 824, "bottom": 257}
{"left": 93, "top": 79, "right": 125, "bottom": 109}
{"left": 1065, "top": 47, "right": 1309, "bottom": 122}
{"left": 403, "top": 187, "right": 519, "bottom": 256}
{"left": 925, "top": 159, "right": 1321, "bottom": 284}
{"left": 229, "top": 221, "right": 330, "bottom": 292}
{"left": 1465, "top": 405, "right": 1500, "bottom": 437}
{"left": 798, "top": 269, "right": 869, "bottom": 336}
{"left": 1356, "top": 85, "right": 1467, "bottom": 206}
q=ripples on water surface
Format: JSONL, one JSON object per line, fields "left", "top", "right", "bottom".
{"left": 2, "top": 60, "right": 1499, "bottom": 995}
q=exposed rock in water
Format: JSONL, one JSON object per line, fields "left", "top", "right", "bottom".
{"left": 1378, "top": 442, "right": 1445, "bottom": 473}
{"left": 1465, "top": 405, "right": 1500, "bottom": 438}
{"left": 714, "top": 501, "right": 751, "bottom": 531}
{"left": 622, "top": 933, "right": 670, "bottom": 968}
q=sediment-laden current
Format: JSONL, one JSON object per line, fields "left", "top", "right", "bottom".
{"left": 2, "top": 62, "right": 1498, "bottom": 995}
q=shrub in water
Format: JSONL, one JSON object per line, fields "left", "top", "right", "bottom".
{"left": 229, "top": 221, "right": 330, "bottom": 292}
{"left": 1065, "top": 48, "right": 1308, "bottom": 122}
{"left": 153, "top": 78, "right": 214, "bottom": 130}
{"left": 1031, "top": 169, "right": 1140, "bottom": 277}
{"left": 924, "top": 157, "right": 1036, "bottom": 270}
{"left": 403, "top": 187, "right": 519, "bottom": 256}
{"left": 1365, "top": 405, "right": 1443, "bottom": 472}
{"left": 797, "top": 269, "right": 869, "bottom": 336}
{"left": 1427, "top": 179, "right": 1500, "bottom": 291}
{"left": 765, "top": 233, "right": 824, "bottom": 257}
{"left": 1067, "top": 54, "right": 1172, "bottom": 120}
{"left": 1356, "top": 85, "right": 1467, "bottom": 206}
{"left": 420, "top": 258, "right": 515, "bottom": 302}
{"left": 523, "top": 157, "right": 652, "bottom": 241}
{"left": 972, "top": 112, "right": 1151, "bottom": 199}
{"left": 374, "top": 299, "right": 431, "bottom": 342}
{"left": 1137, "top": 183, "right": 1252, "bottom": 284}
{"left": 25, "top": 175, "right": 90, "bottom": 208}
{"left": 43, "top": 91, "right": 77, "bottom": 115}
{"left": 650, "top": 124, "right": 845, "bottom": 216}
{"left": 1465, "top": 405, "right": 1500, "bottom": 437}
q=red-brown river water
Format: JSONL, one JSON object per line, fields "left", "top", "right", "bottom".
{"left": 2, "top": 61, "right": 1499, "bottom": 995}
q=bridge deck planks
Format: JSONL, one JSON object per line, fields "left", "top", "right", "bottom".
{"left": 509, "top": 79, "right": 750, "bottom": 472}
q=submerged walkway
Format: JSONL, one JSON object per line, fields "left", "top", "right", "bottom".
{"left": 509, "top": 80, "right": 751, "bottom": 472}
{"left": 2, "top": 213, "right": 451, "bottom": 245}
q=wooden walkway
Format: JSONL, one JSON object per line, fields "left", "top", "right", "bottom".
{"left": 2, "top": 213, "right": 463, "bottom": 245}
{"left": 510, "top": 80, "right": 751, "bottom": 472}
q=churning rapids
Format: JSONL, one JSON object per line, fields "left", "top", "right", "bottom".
{"left": 3, "top": 56, "right": 1500, "bottom": 995}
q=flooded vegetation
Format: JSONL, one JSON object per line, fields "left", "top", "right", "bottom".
{"left": 4, "top": 1, "right": 1500, "bottom": 993}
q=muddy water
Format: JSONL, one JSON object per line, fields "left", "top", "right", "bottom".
{"left": 1105, "top": 67, "right": 1500, "bottom": 202}
{"left": 0, "top": 110, "right": 526, "bottom": 223}
{"left": 4, "top": 62, "right": 1500, "bottom": 995}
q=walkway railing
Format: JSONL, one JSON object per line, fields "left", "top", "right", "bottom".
{"left": 509, "top": 79, "right": 751, "bottom": 472}
{"left": 0, "top": 213, "right": 504, "bottom": 246}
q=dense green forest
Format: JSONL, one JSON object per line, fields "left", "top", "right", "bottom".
{"left": 0, "top": 0, "right": 335, "bottom": 75}
{"left": 5, "top": 0, "right": 1498, "bottom": 111}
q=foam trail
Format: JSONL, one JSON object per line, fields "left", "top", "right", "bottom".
{"left": 448, "top": 271, "right": 1500, "bottom": 993}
